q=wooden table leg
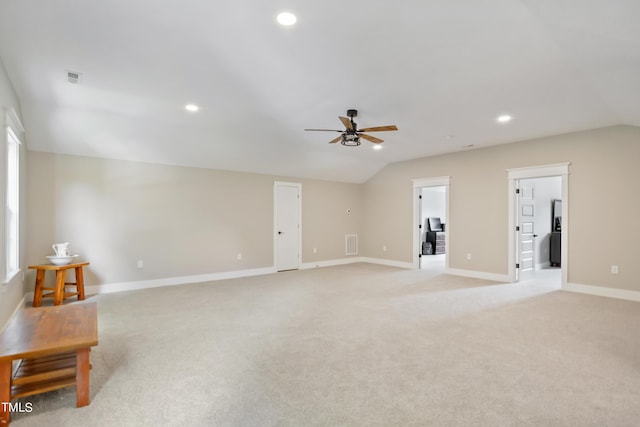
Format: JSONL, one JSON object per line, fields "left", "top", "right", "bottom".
{"left": 54, "top": 270, "right": 66, "bottom": 306}
{"left": 0, "top": 359, "right": 11, "bottom": 425}
{"left": 75, "top": 348, "right": 90, "bottom": 407}
{"left": 32, "top": 269, "right": 46, "bottom": 307}
{"left": 75, "top": 266, "right": 85, "bottom": 301}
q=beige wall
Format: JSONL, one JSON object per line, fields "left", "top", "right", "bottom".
{"left": 298, "top": 179, "right": 362, "bottom": 264}
{"left": 362, "top": 125, "right": 640, "bottom": 291}
{"left": 26, "top": 152, "right": 363, "bottom": 288}
{"left": 0, "top": 60, "right": 27, "bottom": 330}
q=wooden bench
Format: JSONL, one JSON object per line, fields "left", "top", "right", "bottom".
{"left": 0, "top": 302, "right": 98, "bottom": 425}
{"left": 11, "top": 351, "right": 80, "bottom": 399}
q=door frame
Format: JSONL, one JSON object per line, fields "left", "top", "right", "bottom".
{"left": 507, "top": 163, "right": 569, "bottom": 287}
{"left": 412, "top": 176, "right": 450, "bottom": 270}
{"left": 273, "top": 181, "right": 302, "bottom": 271}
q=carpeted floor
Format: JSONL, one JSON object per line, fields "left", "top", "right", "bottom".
{"left": 11, "top": 263, "right": 640, "bottom": 426}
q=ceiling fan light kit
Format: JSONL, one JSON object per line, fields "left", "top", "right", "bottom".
{"left": 342, "top": 133, "right": 361, "bottom": 146}
{"left": 305, "top": 109, "right": 398, "bottom": 147}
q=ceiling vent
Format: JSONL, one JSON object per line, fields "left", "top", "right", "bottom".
{"left": 67, "top": 71, "right": 82, "bottom": 84}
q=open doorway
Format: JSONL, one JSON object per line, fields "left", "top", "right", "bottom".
{"left": 517, "top": 176, "right": 562, "bottom": 286}
{"left": 420, "top": 186, "right": 446, "bottom": 271}
{"left": 412, "top": 176, "right": 450, "bottom": 272}
{"left": 507, "top": 164, "right": 569, "bottom": 288}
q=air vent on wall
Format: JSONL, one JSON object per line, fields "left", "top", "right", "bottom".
{"left": 345, "top": 234, "right": 358, "bottom": 256}
{"left": 67, "top": 71, "right": 82, "bottom": 84}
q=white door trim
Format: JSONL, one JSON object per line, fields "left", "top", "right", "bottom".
{"left": 507, "top": 163, "right": 570, "bottom": 286}
{"left": 412, "top": 176, "right": 450, "bottom": 269}
{"left": 273, "top": 181, "right": 302, "bottom": 271}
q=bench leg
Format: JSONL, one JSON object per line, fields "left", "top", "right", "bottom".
{"left": 75, "top": 348, "right": 90, "bottom": 407}
{"left": 32, "top": 269, "right": 46, "bottom": 308}
{"left": 54, "top": 270, "right": 66, "bottom": 306}
{"left": 75, "top": 266, "right": 86, "bottom": 301}
{"left": 0, "top": 360, "right": 11, "bottom": 425}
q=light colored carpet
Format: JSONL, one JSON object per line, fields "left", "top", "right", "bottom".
{"left": 11, "top": 263, "right": 640, "bottom": 426}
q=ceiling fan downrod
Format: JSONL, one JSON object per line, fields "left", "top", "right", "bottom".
{"left": 346, "top": 109, "right": 358, "bottom": 130}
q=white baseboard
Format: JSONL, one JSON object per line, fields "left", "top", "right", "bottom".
{"left": 300, "top": 257, "right": 364, "bottom": 269}
{"left": 360, "top": 257, "right": 414, "bottom": 269}
{"left": 565, "top": 282, "right": 640, "bottom": 302}
{"left": 302, "top": 257, "right": 414, "bottom": 270}
{"left": 85, "top": 266, "right": 277, "bottom": 295}
{"left": 445, "top": 268, "right": 510, "bottom": 283}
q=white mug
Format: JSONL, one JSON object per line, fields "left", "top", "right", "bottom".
{"left": 53, "top": 243, "right": 70, "bottom": 257}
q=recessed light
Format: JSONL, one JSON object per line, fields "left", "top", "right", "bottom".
{"left": 373, "top": 145, "right": 383, "bottom": 150}
{"left": 496, "top": 114, "right": 512, "bottom": 123}
{"left": 185, "top": 104, "right": 199, "bottom": 112}
{"left": 277, "top": 12, "right": 297, "bottom": 26}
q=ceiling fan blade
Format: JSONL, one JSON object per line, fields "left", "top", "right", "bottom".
{"left": 328, "top": 136, "right": 342, "bottom": 144}
{"left": 339, "top": 116, "right": 354, "bottom": 131}
{"left": 304, "top": 129, "right": 343, "bottom": 132}
{"left": 358, "top": 125, "right": 398, "bottom": 132}
{"left": 360, "top": 133, "right": 384, "bottom": 144}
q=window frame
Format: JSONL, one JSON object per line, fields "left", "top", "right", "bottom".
{"left": 5, "top": 108, "right": 23, "bottom": 283}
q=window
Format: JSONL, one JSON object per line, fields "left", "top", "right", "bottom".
{"left": 5, "top": 109, "right": 22, "bottom": 281}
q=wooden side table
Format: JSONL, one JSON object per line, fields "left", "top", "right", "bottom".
{"left": 28, "top": 262, "right": 90, "bottom": 307}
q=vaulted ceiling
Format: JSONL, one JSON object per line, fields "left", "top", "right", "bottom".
{"left": 1, "top": 1, "right": 638, "bottom": 183}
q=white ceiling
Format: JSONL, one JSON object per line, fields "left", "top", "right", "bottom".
{"left": 0, "top": 1, "right": 638, "bottom": 183}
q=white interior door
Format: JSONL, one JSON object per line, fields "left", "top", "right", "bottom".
{"left": 517, "top": 181, "right": 536, "bottom": 281}
{"left": 274, "top": 182, "right": 301, "bottom": 271}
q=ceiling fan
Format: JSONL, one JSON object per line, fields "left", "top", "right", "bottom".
{"left": 305, "top": 109, "right": 398, "bottom": 146}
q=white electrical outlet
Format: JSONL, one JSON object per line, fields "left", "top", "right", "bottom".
{"left": 237, "top": 253, "right": 242, "bottom": 261}
{"left": 466, "top": 253, "right": 472, "bottom": 260}
{"left": 313, "top": 247, "right": 317, "bottom": 254}
{"left": 137, "top": 260, "right": 144, "bottom": 268}
{"left": 611, "top": 265, "right": 619, "bottom": 275}
{"left": 383, "top": 245, "right": 387, "bottom": 252}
